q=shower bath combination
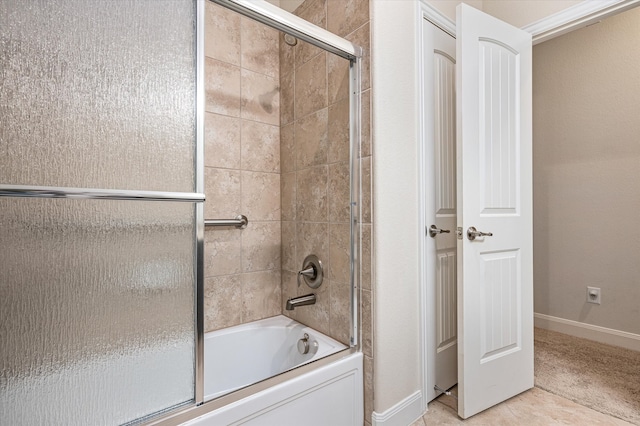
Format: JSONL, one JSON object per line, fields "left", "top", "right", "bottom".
{"left": 0, "top": 0, "right": 364, "bottom": 424}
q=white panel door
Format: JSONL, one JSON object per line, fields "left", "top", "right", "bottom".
{"left": 424, "top": 17, "right": 457, "bottom": 403}
{"left": 456, "top": 4, "right": 533, "bottom": 419}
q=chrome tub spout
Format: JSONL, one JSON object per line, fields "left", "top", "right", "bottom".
{"left": 285, "top": 293, "right": 316, "bottom": 311}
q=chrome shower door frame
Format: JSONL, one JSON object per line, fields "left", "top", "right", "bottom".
{"left": 150, "top": 0, "right": 362, "bottom": 423}
{"left": 206, "top": 0, "right": 363, "bottom": 349}
{"left": 0, "top": 0, "right": 205, "bottom": 424}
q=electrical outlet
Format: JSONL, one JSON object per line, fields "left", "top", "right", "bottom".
{"left": 587, "top": 287, "right": 601, "bottom": 305}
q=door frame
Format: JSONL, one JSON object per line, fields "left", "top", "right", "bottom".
{"left": 416, "top": 0, "right": 640, "bottom": 414}
{"left": 417, "top": 1, "right": 456, "bottom": 408}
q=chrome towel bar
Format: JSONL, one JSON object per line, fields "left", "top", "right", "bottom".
{"left": 0, "top": 184, "right": 205, "bottom": 202}
{"left": 204, "top": 215, "right": 248, "bottom": 229}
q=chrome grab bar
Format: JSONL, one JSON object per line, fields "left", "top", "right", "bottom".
{"left": 204, "top": 214, "right": 248, "bottom": 229}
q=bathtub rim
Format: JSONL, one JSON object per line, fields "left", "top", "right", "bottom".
{"left": 202, "top": 314, "right": 349, "bottom": 401}
{"left": 148, "top": 347, "right": 360, "bottom": 426}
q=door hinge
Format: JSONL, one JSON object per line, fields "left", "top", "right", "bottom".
{"left": 456, "top": 227, "right": 463, "bottom": 240}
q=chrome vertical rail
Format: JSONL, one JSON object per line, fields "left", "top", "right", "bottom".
{"left": 194, "top": 0, "right": 205, "bottom": 406}
{"left": 349, "top": 53, "right": 363, "bottom": 348}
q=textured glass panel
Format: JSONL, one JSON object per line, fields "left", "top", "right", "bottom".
{"left": 0, "top": 198, "right": 196, "bottom": 425}
{"left": 0, "top": 0, "right": 196, "bottom": 192}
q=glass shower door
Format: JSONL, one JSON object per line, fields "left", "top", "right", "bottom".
{"left": 0, "top": 1, "right": 202, "bottom": 424}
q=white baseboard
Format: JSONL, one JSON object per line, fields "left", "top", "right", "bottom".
{"left": 534, "top": 313, "right": 640, "bottom": 352}
{"left": 372, "top": 390, "right": 424, "bottom": 426}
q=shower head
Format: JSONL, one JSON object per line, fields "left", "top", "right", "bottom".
{"left": 284, "top": 33, "right": 297, "bottom": 46}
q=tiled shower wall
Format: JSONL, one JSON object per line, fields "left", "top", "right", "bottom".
{"left": 278, "top": 0, "right": 373, "bottom": 422}
{"left": 279, "top": 0, "right": 352, "bottom": 346}
{"left": 202, "top": 2, "right": 282, "bottom": 332}
{"left": 203, "top": 0, "right": 374, "bottom": 422}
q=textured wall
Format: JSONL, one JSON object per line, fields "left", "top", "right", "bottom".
{"left": 425, "top": 0, "right": 581, "bottom": 28}
{"left": 203, "top": 2, "right": 282, "bottom": 332}
{"left": 533, "top": 7, "right": 640, "bottom": 334}
{"left": 483, "top": 0, "right": 580, "bottom": 28}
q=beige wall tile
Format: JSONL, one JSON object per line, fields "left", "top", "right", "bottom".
{"left": 242, "top": 270, "right": 282, "bottom": 322}
{"left": 281, "top": 221, "right": 297, "bottom": 272}
{"left": 289, "top": 0, "right": 312, "bottom": 15}
{"left": 204, "top": 167, "right": 241, "bottom": 219}
{"left": 295, "top": 0, "right": 326, "bottom": 67}
{"left": 241, "top": 120, "right": 280, "bottom": 173}
{"left": 362, "top": 288, "right": 372, "bottom": 357}
{"left": 241, "top": 17, "right": 279, "bottom": 78}
{"left": 296, "top": 277, "right": 330, "bottom": 336}
{"left": 329, "top": 162, "right": 350, "bottom": 223}
{"left": 361, "top": 224, "right": 371, "bottom": 290}
{"left": 204, "top": 228, "right": 242, "bottom": 278}
{"left": 298, "top": 0, "right": 326, "bottom": 28}
{"left": 241, "top": 221, "right": 281, "bottom": 273}
{"left": 328, "top": 98, "right": 349, "bottom": 163}
{"left": 361, "top": 156, "right": 371, "bottom": 223}
{"left": 205, "top": 113, "right": 240, "bottom": 169}
{"left": 205, "top": 2, "right": 240, "bottom": 66}
{"left": 242, "top": 171, "right": 281, "bottom": 221}
{"left": 296, "top": 108, "right": 328, "bottom": 169}
{"left": 296, "top": 165, "right": 328, "bottom": 222}
{"left": 241, "top": 69, "right": 280, "bottom": 126}
{"left": 345, "top": 23, "right": 371, "bottom": 91}
{"left": 361, "top": 89, "right": 371, "bottom": 157}
{"left": 279, "top": 33, "right": 295, "bottom": 73}
{"left": 364, "top": 354, "right": 374, "bottom": 424}
{"left": 327, "top": 53, "right": 350, "bottom": 105}
{"left": 327, "top": 0, "right": 369, "bottom": 38}
{"left": 280, "top": 71, "right": 295, "bottom": 126}
{"left": 330, "top": 278, "right": 351, "bottom": 345}
{"left": 204, "top": 274, "right": 242, "bottom": 331}
{"left": 281, "top": 172, "right": 296, "bottom": 221}
{"left": 295, "top": 53, "right": 327, "bottom": 119}
{"left": 281, "top": 270, "right": 298, "bottom": 320}
{"left": 205, "top": 58, "right": 241, "bottom": 117}
{"left": 280, "top": 123, "right": 296, "bottom": 172}
{"left": 296, "top": 222, "right": 329, "bottom": 272}
{"left": 329, "top": 223, "right": 350, "bottom": 284}
{"left": 295, "top": 40, "right": 324, "bottom": 71}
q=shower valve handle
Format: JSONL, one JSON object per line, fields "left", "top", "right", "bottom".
{"left": 298, "top": 265, "right": 316, "bottom": 278}
{"left": 297, "top": 255, "right": 324, "bottom": 289}
{"left": 297, "top": 266, "right": 316, "bottom": 287}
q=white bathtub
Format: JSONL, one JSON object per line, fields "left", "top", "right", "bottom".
{"left": 184, "top": 315, "right": 363, "bottom": 426}
{"left": 204, "top": 315, "right": 347, "bottom": 400}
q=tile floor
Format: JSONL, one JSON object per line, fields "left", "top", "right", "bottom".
{"left": 413, "top": 387, "right": 634, "bottom": 425}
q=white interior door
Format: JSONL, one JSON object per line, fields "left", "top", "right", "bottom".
{"left": 456, "top": 4, "right": 533, "bottom": 419}
{"left": 424, "top": 18, "right": 458, "bottom": 403}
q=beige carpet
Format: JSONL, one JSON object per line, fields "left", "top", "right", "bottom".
{"left": 535, "top": 328, "right": 640, "bottom": 425}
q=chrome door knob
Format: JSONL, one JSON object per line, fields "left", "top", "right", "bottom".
{"left": 428, "top": 225, "right": 451, "bottom": 238}
{"left": 467, "top": 226, "right": 493, "bottom": 241}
